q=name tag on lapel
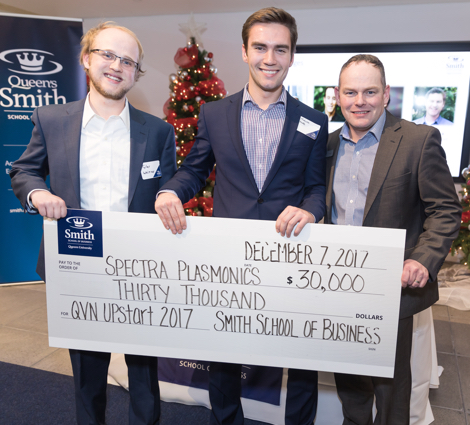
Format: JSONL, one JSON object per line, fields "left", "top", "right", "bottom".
{"left": 141, "top": 160, "right": 162, "bottom": 180}
{"left": 297, "top": 116, "right": 321, "bottom": 140}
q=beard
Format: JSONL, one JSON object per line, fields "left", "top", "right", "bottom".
{"left": 88, "top": 72, "right": 134, "bottom": 101}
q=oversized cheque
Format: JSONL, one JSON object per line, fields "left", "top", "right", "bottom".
{"left": 44, "top": 209, "right": 405, "bottom": 378}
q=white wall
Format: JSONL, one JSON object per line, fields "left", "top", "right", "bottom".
{"left": 84, "top": 2, "right": 470, "bottom": 118}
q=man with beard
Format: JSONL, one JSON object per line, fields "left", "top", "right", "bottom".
{"left": 10, "top": 22, "right": 176, "bottom": 425}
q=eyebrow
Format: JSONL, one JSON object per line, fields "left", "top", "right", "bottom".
{"left": 250, "top": 42, "right": 290, "bottom": 50}
{"left": 341, "top": 85, "right": 380, "bottom": 91}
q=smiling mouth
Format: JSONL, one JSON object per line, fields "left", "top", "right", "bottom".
{"left": 105, "top": 73, "right": 122, "bottom": 82}
{"left": 260, "top": 69, "right": 278, "bottom": 75}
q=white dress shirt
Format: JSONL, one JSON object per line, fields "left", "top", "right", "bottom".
{"left": 79, "top": 96, "right": 131, "bottom": 212}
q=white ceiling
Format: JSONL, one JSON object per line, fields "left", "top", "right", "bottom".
{"left": 0, "top": 0, "right": 465, "bottom": 19}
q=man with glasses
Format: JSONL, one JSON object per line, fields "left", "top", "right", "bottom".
{"left": 10, "top": 22, "right": 176, "bottom": 425}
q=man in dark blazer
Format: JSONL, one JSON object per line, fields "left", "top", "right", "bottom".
{"left": 155, "top": 7, "right": 327, "bottom": 425}
{"left": 10, "top": 23, "right": 176, "bottom": 425}
{"left": 325, "top": 54, "right": 461, "bottom": 425}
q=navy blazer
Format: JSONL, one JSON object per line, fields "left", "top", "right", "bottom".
{"left": 10, "top": 98, "right": 177, "bottom": 280}
{"left": 163, "top": 89, "right": 328, "bottom": 221}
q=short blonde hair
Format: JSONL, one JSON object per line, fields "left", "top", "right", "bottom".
{"left": 80, "top": 21, "right": 145, "bottom": 81}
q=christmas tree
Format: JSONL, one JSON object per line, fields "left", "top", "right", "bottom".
{"left": 451, "top": 166, "right": 470, "bottom": 267}
{"left": 163, "top": 30, "right": 226, "bottom": 217}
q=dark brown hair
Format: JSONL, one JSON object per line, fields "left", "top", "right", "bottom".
{"left": 242, "top": 7, "right": 298, "bottom": 56}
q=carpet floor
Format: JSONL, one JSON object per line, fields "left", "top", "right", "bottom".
{"left": 0, "top": 361, "right": 218, "bottom": 425}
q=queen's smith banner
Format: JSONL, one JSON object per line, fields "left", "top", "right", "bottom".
{"left": 1, "top": 13, "right": 87, "bottom": 283}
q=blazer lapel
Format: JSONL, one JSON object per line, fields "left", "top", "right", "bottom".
{"left": 62, "top": 98, "right": 86, "bottom": 207}
{"left": 226, "top": 90, "right": 259, "bottom": 193}
{"left": 363, "top": 112, "right": 402, "bottom": 221}
{"left": 128, "top": 104, "right": 148, "bottom": 208}
{"left": 260, "top": 93, "right": 299, "bottom": 194}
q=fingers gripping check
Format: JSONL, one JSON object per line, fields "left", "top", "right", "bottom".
{"left": 155, "top": 192, "right": 187, "bottom": 234}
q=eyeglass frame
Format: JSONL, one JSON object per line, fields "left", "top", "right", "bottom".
{"left": 90, "top": 49, "right": 139, "bottom": 70}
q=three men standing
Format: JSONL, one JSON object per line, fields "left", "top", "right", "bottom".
{"left": 10, "top": 8, "right": 462, "bottom": 425}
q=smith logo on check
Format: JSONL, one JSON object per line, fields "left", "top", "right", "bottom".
{"left": 57, "top": 210, "right": 103, "bottom": 257}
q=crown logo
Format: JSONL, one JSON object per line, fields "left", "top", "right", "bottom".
{"left": 73, "top": 218, "right": 85, "bottom": 228}
{"left": 16, "top": 52, "right": 44, "bottom": 71}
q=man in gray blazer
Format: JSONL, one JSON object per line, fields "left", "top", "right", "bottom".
{"left": 325, "top": 54, "right": 461, "bottom": 425}
{"left": 10, "top": 22, "right": 176, "bottom": 425}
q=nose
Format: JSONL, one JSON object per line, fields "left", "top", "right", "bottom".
{"left": 355, "top": 93, "right": 366, "bottom": 106}
{"left": 264, "top": 49, "right": 276, "bottom": 65}
{"left": 110, "top": 57, "right": 123, "bottom": 71}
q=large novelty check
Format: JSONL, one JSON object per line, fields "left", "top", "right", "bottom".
{"left": 44, "top": 210, "right": 405, "bottom": 378}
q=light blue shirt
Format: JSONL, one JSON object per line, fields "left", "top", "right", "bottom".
{"left": 332, "top": 110, "right": 387, "bottom": 226}
{"left": 241, "top": 84, "right": 287, "bottom": 191}
{"left": 413, "top": 115, "right": 453, "bottom": 125}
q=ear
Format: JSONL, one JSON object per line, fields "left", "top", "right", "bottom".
{"left": 334, "top": 86, "right": 341, "bottom": 106}
{"left": 384, "top": 85, "right": 391, "bottom": 107}
{"left": 83, "top": 53, "right": 91, "bottom": 70}
{"left": 242, "top": 44, "right": 248, "bottom": 64}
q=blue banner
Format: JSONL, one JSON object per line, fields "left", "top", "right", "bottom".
{"left": 158, "top": 358, "right": 283, "bottom": 405}
{"left": 1, "top": 14, "right": 87, "bottom": 283}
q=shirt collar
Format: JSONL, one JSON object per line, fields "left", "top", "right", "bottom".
{"left": 424, "top": 115, "right": 441, "bottom": 125}
{"left": 82, "top": 94, "right": 130, "bottom": 130}
{"left": 242, "top": 83, "right": 287, "bottom": 109}
{"left": 340, "top": 109, "right": 387, "bottom": 143}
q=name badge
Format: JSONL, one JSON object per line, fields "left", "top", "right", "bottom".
{"left": 141, "top": 160, "right": 162, "bottom": 180}
{"left": 297, "top": 116, "right": 321, "bottom": 140}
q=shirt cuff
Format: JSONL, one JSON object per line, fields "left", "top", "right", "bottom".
{"left": 156, "top": 189, "right": 178, "bottom": 200}
{"left": 26, "top": 189, "right": 49, "bottom": 212}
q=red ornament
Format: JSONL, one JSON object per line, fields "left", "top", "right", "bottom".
{"left": 174, "top": 45, "right": 199, "bottom": 68}
{"left": 462, "top": 210, "right": 470, "bottom": 221}
{"left": 208, "top": 52, "right": 213, "bottom": 58}
{"left": 198, "top": 76, "right": 227, "bottom": 97}
{"left": 183, "top": 197, "right": 198, "bottom": 209}
{"left": 198, "top": 197, "right": 214, "bottom": 217}
{"left": 208, "top": 167, "right": 216, "bottom": 181}
{"left": 179, "top": 141, "right": 195, "bottom": 157}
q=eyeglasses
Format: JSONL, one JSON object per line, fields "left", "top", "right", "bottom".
{"left": 90, "top": 49, "right": 139, "bottom": 70}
